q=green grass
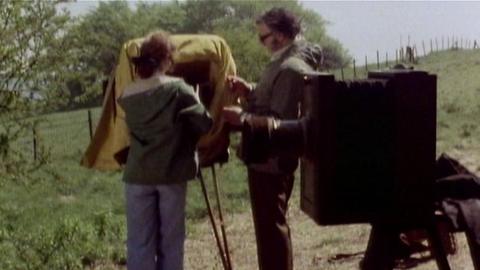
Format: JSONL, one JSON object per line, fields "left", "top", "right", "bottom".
{"left": 1, "top": 48, "right": 480, "bottom": 269}
{"left": 2, "top": 107, "right": 249, "bottom": 269}
{"left": 418, "top": 49, "right": 480, "bottom": 155}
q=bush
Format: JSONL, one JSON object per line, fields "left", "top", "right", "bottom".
{"left": 0, "top": 214, "right": 125, "bottom": 270}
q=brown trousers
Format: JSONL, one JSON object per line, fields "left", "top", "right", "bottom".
{"left": 360, "top": 224, "right": 398, "bottom": 270}
{"left": 248, "top": 169, "right": 295, "bottom": 270}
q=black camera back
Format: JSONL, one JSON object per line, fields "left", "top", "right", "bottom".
{"left": 300, "top": 70, "right": 437, "bottom": 226}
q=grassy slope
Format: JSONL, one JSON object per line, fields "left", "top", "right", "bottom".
{"left": 420, "top": 50, "right": 480, "bottom": 166}
{"left": 0, "top": 49, "right": 479, "bottom": 269}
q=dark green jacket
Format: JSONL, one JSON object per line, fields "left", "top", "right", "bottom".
{"left": 118, "top": 77, "right": 212, "bottom": 185}
{"left": 246, "top": 41, "right": 322, "bottom": 174}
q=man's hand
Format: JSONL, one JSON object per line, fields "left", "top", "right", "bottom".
{"left": 226, "top": 75, "right": 252, "bottom": 98}
{"left": 222, "top": 105, "right": 244, "bottom": 127}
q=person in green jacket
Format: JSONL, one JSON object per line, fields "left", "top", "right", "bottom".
{"left": 222, "top": 8, "right": 323, "bottom": 270}
{"left": 118, "top": 31, "right": 212, "bottom": 270}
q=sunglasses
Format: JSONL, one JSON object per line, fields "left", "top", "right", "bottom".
{"left": 258, "top": 32, "right": 273, "bottom": 43}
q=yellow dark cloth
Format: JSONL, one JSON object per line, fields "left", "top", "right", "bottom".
{"left": 81, "top": 34, "right": 237, "bottom": 170}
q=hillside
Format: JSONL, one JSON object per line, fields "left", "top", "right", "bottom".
{"left": 0, "top": 49, "right": 479, "bottom": 269}
{"left": 418, "top": 49, "right": 480, "bottom": 171}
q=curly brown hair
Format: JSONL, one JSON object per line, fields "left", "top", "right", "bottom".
{"left": 131, "top": 31, "right": 176, "bottom": 79}
{"left": 256, "top": 8, "right": 301, "bottom": 40}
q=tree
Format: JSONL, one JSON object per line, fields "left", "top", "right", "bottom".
{"left": 181, "top": 0, "right": 233, "bottom": 33}
{"left": 134, "top": 1, "right": 187, "bottom": 34}
{"left": 55, "top": 0, "right": 350, "bottom": 110}
{"left": 55, "top": 1, "right": 137, "bottom": 109}
{"left": 0, "top": 0, "right": 71, "bottom": 178}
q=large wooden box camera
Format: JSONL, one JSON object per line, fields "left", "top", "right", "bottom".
{"left": 300, "top": 70, "right": 437, "bottom": 225}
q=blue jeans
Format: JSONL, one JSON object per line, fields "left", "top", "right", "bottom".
{"left": 125, "top": 182, "right": 187, "bottom": 270}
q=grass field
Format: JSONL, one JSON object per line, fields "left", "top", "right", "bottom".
{"left": 1, "top": 48, "right": 479, "bottom": 269}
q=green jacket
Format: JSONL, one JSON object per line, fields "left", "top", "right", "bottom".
{"left": 118, "top": 76, "right": 212, "bottom": 185}
{"left": 246, "top": 41, "right": 322, "bottom": 174}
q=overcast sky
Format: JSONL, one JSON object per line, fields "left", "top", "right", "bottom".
{"left": 62, "top": 1, "right": 480, "bottom": 62}
{"left": 303, "top": 1, "right": 480, "bottom": 62}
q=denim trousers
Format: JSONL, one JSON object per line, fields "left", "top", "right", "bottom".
{"left": 125, "top": 182, "right": 187, "bottom": 270}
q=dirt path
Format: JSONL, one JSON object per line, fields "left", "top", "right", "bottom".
{"left": 185, "top": 192, "right": 476, "bottom": 270}
{"left": 185, "top": 155, "right": 479, "bottom": 270}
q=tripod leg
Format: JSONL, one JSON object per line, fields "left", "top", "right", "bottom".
{"left": 426, "top": 221, "right": 451, "bottom": 270}
{"left": 211, "top": 165, "right": 233, "bottom": 270}
{"left": 198, "top": 170, "right": 229, "bottom": 270}
{"left": 465, "top": 230, "right": 480, "bottom": 270}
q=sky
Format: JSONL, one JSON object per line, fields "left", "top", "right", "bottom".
{"left": 303, "top": 1, "right": 480, "bottom": 62}
{"left": 62, "top": 1, "right": 480, "bottom": 62}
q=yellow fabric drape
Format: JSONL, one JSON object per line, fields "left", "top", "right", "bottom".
{"left": 81, "top": 34, "right": 237, "bottom": 170}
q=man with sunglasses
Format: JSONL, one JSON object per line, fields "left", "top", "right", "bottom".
{"left": 222, "top": 7, "right": 323, "bottom": 270}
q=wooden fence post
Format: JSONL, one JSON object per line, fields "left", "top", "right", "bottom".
{"left": 33, "top": 126, "right": 37, "bottom": 161}
{"left": 88, "top": 109, "right": 93, "bottom": 140}
{"left": 413, "top": 46, "right": 418, "bottom": 62}
{"left": 365, "top": 55, "right": 368, "bottom": 74}
{"left": 353, "top": 59, "right": 356, "bottom": 79}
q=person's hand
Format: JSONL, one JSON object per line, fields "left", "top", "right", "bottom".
{"left": 222, "top": 105, "right": 244, "bottom": 127}
{"left": 226, "top": 75, "right": 252, "bottom": 98}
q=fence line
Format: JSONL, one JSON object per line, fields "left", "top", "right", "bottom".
{"left": 13, "top": 108, "right": 102, "bottom": 161}
{"left": 342, "top": 35, "right": 479, "bottom": 80}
